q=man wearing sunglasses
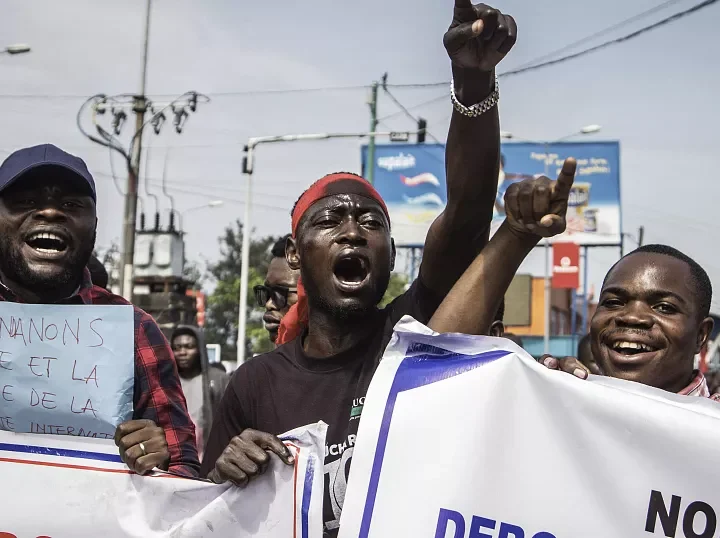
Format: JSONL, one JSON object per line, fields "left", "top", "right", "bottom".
{"left": 255, "top": 234, "right": 299, "bottom": 344}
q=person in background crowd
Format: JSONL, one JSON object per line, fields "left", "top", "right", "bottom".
{"left": 255, "top": 234, "right": 299, "bottom": 344}
{"left": 544, "top": 245, "right": 718, "bottom": 400}
{"left": 706, "top": 370, "right": 720, "bottom": 395}
{"left": 489, "top": 298, "right": 506, "bottom": 337}
{"left": 171, "top": 326, "right": 229, "bottom": 458}
{"left": 577, "top": 333, "right": 602, "bottom": 375}
{"left": 504, "top": 333, "right": 524, "bottom": 348}
{"left": 87, "top": 254, "right": 109, "bottom": 289}
{"left": 202, "top": 3, "right": 517, "bottom": 535}
{"left": 0, "top": 144, "right": 200, "bottom": 476}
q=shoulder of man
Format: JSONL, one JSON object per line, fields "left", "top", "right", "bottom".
{"left": 381, "top": 277, "right": 444, "bottom": 325}
{"left": 228, "top": 344, "right": 295, "bottom": 385}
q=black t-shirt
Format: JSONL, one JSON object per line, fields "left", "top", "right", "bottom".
{"left": 201, "top": 280, "right": 441, "bottom": 537}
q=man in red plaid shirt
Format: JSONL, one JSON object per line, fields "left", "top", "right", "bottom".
{"left": 0, "top": 144, "right": 199, "bottom": 476}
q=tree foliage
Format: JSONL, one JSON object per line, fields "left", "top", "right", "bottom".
{"left": 203, "top": 220, "right": 279, "bottom": 361}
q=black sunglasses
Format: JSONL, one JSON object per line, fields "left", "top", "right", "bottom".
{"left": 254, "top": 284, "right": 297, "bottom": 309}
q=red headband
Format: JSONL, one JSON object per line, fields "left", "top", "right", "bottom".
{"left": 278, "top": 173, "right": 389, "bottom": 345}
{"left": 290, "top": 173, "right": 389, "bottom": 237}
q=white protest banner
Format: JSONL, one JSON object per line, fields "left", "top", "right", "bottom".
{"left": 0, "top": 422, "right": 326, "bottom": 537}
{"left": 340, "top": 317, "right": 720, "bottom": 538}
{"left": 0, "top": 302, "right": 134, "bottom": 438}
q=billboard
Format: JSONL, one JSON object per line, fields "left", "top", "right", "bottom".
{"left": 362, "top": 141, "right": 621, "bottom": 247}
{"left": 361, "top": 143, "right": 447, "bottom": 247}
{"left": 496, "top": 142, "right": 621, "bottom": 245}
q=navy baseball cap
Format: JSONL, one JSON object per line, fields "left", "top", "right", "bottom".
{"left": 0, "top": 144, "right": 96, "bottom": 201}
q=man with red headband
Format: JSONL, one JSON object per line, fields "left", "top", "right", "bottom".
{"left": 202, "top": 3, "right": 517, "bottom": 535}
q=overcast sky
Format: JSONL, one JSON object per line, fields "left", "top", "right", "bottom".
{"left": 2, "top": 0, "right": 719, "bottom": 309}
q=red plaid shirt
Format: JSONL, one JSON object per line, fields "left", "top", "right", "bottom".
{"left": 0, "top": 270, "right": 200, "bottom": 476}
{"left": 679, "top": 370, "right": 720, "bottom": 402}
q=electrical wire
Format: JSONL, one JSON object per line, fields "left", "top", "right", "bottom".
{"left": 128, "top": 91, "right": 211, "bottom": 149}
{"left": 92, "top": 170, "right": 298, "bottom": 205}
{"left": 3, "top": 2, "right": 716, "bottom": 102}
{"left": 107, "top": 143, "right": 126, "bottom": 196}
{"left": 381, "top": 86, "right": 443, "bottom": 144}
{"left": 377, "top": 92, "right": 449, "bottom": 123}
{"left": 360, "top": 0, "right": 720, "bottom": 87}
{"left": 0, "top": 85, "right": 372, "bottom": 101}
{"left": 501, "top": 0, "right": 719, "bottom": 77}
{"left": 509, "top": 0, "right": 685, "bottom": 72}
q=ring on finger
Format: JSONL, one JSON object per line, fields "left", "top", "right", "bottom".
{"left": 139, "top": 442, "right": 147, "bottom": 457}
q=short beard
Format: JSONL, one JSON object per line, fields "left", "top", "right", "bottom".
{"left": 307, "top": 271, "right": 390, "bottom": 322}
{"left": 0, "top": 231, "right": 95, "bottom": 297}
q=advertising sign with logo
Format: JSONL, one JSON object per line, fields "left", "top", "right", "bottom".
{"left": 363, "top": 142, "right": 621, "bottom": 247}
{"left": 495, "top": 142, "right": 621, "bottom": 245}
{"left": 552, "top": 242, "right": 580, "bottom": 289}
{"left": 361, "top": 144, "right": 446, "bottom": 247}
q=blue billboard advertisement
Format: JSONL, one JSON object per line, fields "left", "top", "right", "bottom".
{"left": 498, "top": 142, "right": 621, "bottom": 245}
{"left": 362, "top": 141, "right": 621, "bottom": 247}
{"left": 361, "top": 143, "right": 447, "bottom": 247}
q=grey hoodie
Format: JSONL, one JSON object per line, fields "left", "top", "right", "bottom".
{"left": 171, "top": 325, "right": 229, "bottom": 448}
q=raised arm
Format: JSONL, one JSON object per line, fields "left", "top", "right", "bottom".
{"left": 420, "top": 2, "right": 517, "bottom": 297}
{"left": 429, "top": 159, "right": 576, "bottom": 334}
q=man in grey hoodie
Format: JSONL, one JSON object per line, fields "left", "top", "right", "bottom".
{"left": 171, "top": 325, "right": 229, "bottom": 457}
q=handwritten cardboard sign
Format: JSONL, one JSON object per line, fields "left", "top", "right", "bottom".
{"left": 0, "top": 302, "right": 135, "bottom": 438}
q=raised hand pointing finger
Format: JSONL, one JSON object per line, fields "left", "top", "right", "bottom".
{"left": 444, "top": 3, "right": 517, "bottom": 72}
{"left": 504, "top": 158, "right": 577, "bottom": 239}
{"left": 552, "top": 157, "right": 577, "bottom": 201}
{"left": 540, "top": 158, "right": 577, "bottom": 232}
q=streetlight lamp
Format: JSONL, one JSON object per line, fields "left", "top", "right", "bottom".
{"left": 501, "top": 125, "right": 602, "bottom": 355}
{"left": 2, "top": 44, "right": 31, "bottom": 55}
{"left": 176, "top": 200, "right": 223, "bottom": 231}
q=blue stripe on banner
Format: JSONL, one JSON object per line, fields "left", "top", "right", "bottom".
{"left": 358, "top": 349, "right": 511, "bottom": 538}
{"left": 0, "top": 442, "right": 123, "bottom": 463}
{"left": 279, "top": 435, "right": 315, "bottom": 538}
{"left": 301, "top": 451, "right": 315, "bottom": 538}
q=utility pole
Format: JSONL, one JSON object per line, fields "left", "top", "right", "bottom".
{"left": 77, "top": 0, "right": 208, "bottom": 301}
{"left": 366, "top": 81, "right": 379, "bottom": 184}
{"left": 120, "top": 0, "right": 152, "bottom": 300}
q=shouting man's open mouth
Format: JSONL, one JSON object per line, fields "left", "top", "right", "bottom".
{"left": 333, "top": 252, "right": 370, "bottom": 293}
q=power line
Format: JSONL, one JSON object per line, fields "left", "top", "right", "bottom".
{"left": 378, "top": 92, "right": 448, "bottom": 122}
{"left": 93, "top": 170, "right": 297, "bottom": 205}
{"left": 381, "top": 85, "right": 443, "bottom": 144}
{"left": 501, "top": 0, "right": 719, "bottom": 77}
{"left": 1, "top": 0, "right": 715, "bottom": 103}
{"left": 360, "top": 0, "right": 719, "bottom": 87}
{"left": 509, "top": 0, "right": 685, "bottom": 72}
{"left": 0, "top": 84, "right": 373, "bottom": 101}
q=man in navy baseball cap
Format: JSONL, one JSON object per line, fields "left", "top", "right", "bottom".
{"left": 0, "top": 143, "right": 96, "bottom": 201}
{"left": 0, "top": 144, "right": 98, "bottom": 301}
{"left": 0, "top": 144, "right": 201, "bottom": 477}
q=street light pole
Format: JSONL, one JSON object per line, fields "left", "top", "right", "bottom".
{"left": 543, "top": 143, "right": 551, "bottom": 356}
{"left": 236, "top": 129, "right": 413, "bottom": 364}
